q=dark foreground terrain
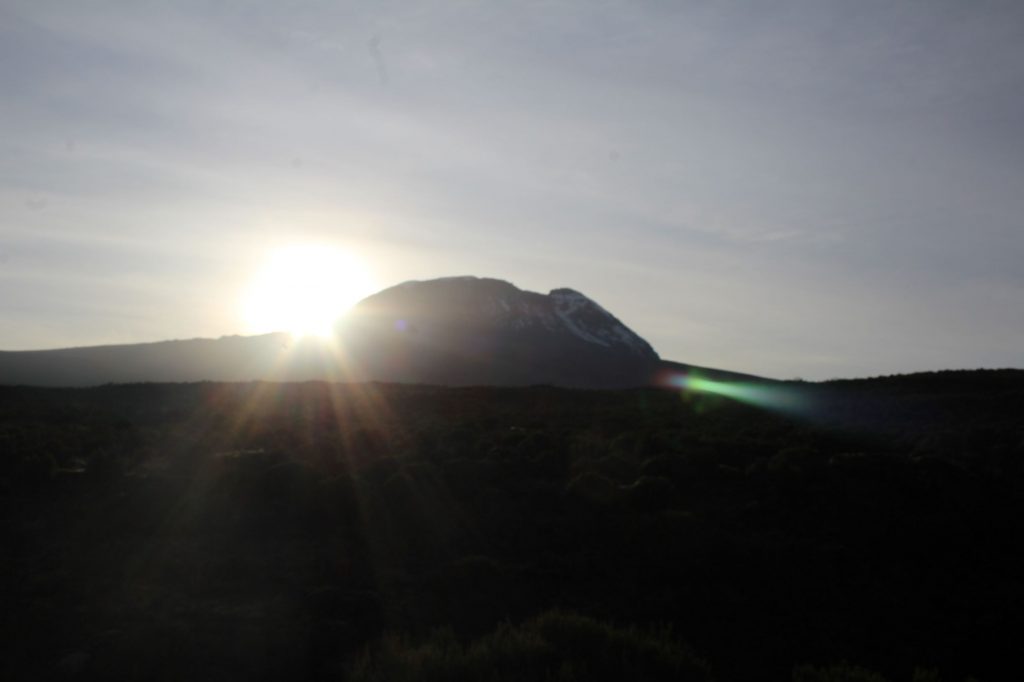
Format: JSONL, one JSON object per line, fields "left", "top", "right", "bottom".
{"left": 2, "top": 370, "right": 1023, "bottom": 680}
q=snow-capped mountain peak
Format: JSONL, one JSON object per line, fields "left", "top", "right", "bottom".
{"left": 350, "top": 277, "right": 658, "bottom": 363}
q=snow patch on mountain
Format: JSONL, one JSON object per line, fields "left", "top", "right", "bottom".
{"left": 550, "top": 290, "right": 612, "bottom": 347}
{"left": 548, "top": 288, "right": 655, "bottom": 357}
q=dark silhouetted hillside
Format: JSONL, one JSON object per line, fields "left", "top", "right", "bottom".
{"left": 2, "top": 277, "right": 771, "bottom": 389}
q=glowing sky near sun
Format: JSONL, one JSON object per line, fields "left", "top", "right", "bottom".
{"left": 1, "top": 1, "right": 1022, "bottom": 379}
{"left": 242, "top": 244, "right": 375, "bottom": 338}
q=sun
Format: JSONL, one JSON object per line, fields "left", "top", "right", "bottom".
{"left": 243, "top": 244, "right": 374, "bottom": 338}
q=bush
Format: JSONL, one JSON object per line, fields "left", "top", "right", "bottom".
{"left": 626, "top": 475, "right": 676, "bottom": 513}
{"left": 793, "top": 662, "right": 889, "bottom": 682}
{"left": 564, "top": 472, "right": 622, "bottom": 506}
{"left": 350, "top": 609, "right": 712, "bottom": 682}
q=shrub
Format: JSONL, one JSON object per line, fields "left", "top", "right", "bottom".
{"left": 564, "top": 472, "right": 622, "bottom": 506}
{"left": 793, "top": 662, "right": 889, "bottom": 682}
{"left": 350, "top": 609, "right": 712, "bottom": 682}
{"left": 591, "top": 454, "right": 638, "bottom": 482}
{"left": 626, "top": 475, "right": 676, "bottom": 513}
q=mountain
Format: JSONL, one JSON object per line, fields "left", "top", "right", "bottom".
{"left": 338, "top": 277, "right": 660, "bottom": 387}
{"left": 0, "top": 276, "right": 755, "bottom": 388}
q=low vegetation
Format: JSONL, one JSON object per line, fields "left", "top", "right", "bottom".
{"left": 1, "top": 371, "right": 1021, "bottom": 680}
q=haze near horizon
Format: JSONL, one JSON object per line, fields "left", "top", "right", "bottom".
{"left": 2, "top": 1, "right": 1023, "bottom": 380}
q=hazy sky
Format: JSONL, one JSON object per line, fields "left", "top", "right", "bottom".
{"left": 2, "top": 1, "right": 1023, "bottom": 379}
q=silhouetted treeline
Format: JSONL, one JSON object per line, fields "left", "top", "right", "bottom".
{"left": 1, "top": 372, "right": 1022, "bottom": 680}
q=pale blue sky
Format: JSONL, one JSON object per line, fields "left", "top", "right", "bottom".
{"left": 2, "top": 1, "right": 1022, "bottom": 379}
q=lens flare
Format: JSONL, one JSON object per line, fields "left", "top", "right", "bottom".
{"left": 664, "top": 372, "right": 810, "bottom": 415}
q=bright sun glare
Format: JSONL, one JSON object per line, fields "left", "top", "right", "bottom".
{"left": 244, "top": 244, "right": 374, "bottom": 338}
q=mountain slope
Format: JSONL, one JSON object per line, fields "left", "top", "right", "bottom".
{"left": 0, "top": 334, "right": 289, "bottom": 387}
